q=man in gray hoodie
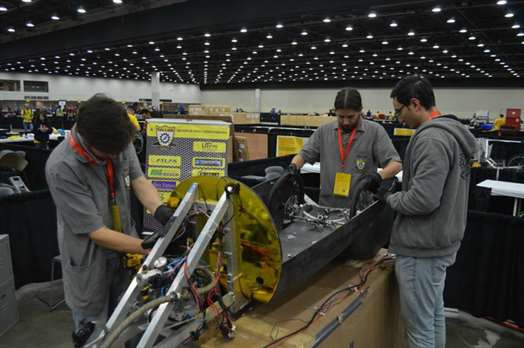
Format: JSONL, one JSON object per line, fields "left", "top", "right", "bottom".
{"left": 385, "top": 75, "right": 478, "bottom": 348}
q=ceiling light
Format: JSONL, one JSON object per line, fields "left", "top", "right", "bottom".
{"left": 432, "top": 6, "right": 442, "bottom": 13}
{"left": 266, "top": 34, "right": 273, "bottom": 39}
{"left": 447, "top": 18, "right": 456, "bottom": 23}
{"left": 26, "top": 22, "right": 34, "bottom": 28}
{"left": 204, "top": 32, "right": 211, "bottom": 37}
{"left": 311, "top": 46, "right": 317, "bottom": 50}
{"left": 459, "top": 28, "right": 468, "bottom": 33}
{"left": 420, "top": 37, "right": 428, "bottom": 42}
{"left": 433, "top": 44, "right": 440, "bottom": 49}
{"left": 21, "top": 0, "right": 32, "bottom": 2}
{"left": 324, "top": 37, "right": 332, "bottom": 42}
{"left": 113, "top": 0, "right": 123, "bottom": 4}
{"left": 368, "top": 11, "right": 377, "bottom": 18}
{"left": 345, "top": 25, "right": 353, "bottom": 32}
{"left": 505, "top": 12, "right": 514, "bottom": 18}
{"left": 240, "top": 27, "right": 247, "bottom": 33}
{"left": 291, "top": 41, "right": 298, "bottom": 45}
{"left": 468, "top": 36, "right": 476, "bottom": 40}
{"left": 323, "top": 17, "right": 331, "bottom": 23}
{"left": 51, "top": 14, "right": 60, "bottom": 20}
{"left": 518, "top": 32, "right": 524, "bottom": 36}
{"left": 382, "top": 40, "right": 389, "bottom": 45}
{"left": 390, "top": 21, "right": 398, "bottom": 28}
{"left": 408, "top": 30, "right": 415, "bottom": 36}
{"left": 366, "top": 34, "right": 373, "bottom": 39}
{"left": 397, "top": 46, "right": 403, "bottom": 51}
{"left": 342, "top": 43, "right": 349, "bottom": 48}
{"left": 7, "top": 27, "right": 15, "bottom": 33}
{"left": 77, "top": 7, "right": 86, "bottom": 14}
{"left": 0, "top": 6, "right": 7, "bottom": 11}
{"left": 276, "top": 23, "right": 284, "bottom": 29}
{"left": 496, "top": 0, "right": 507, "bottom": 4}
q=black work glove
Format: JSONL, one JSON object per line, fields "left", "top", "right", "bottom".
{"left": 288, "top": 163, "right": 300, "bottom": 176}
{"left": 142, "top": 205, "right": 175, "bottom": 249}
{"left": 375, "top": 190, "right": 393, "bottom": 204}
{"left": 362, "top": 172, "right": 383, "bottom": 194}
{"left": 153, "top": 204, "right": 175, "bottom": 225}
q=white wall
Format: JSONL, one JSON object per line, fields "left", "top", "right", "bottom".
{"left": 200, "top": 89, "right": 256, "bottom": 111}
{"left": 202, "top": 88, "right": 524, "bottom": 119}
{"left": 0, "top": 72, "right": 201, "bottom": 103}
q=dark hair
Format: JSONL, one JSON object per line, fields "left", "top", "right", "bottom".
{"left": 334, "top": 88, "right": 363, "bottom": 111}
{"left": 77, "top": 95, "right": 136, "bottom": 154}
{"left": 390, "top": 75, "right": 435, "bottom": 110}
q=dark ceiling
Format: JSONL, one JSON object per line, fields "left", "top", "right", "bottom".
{"left": 0, "top": 0, "right": 523, "bottom": 88}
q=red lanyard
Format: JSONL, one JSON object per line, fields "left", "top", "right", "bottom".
{"left": 69, "top": 136, "right": 116, "bottom": 201}
{"left": 337, "top": 128, "right": 357, "bottom": 170}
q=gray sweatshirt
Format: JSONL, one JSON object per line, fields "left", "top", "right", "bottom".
{"left": 387, "top": 115, "right": 479, "bottom": 257}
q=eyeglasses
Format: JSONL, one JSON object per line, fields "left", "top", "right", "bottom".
{"left": 394, "top": 105, "right": 406, "bottom": 117}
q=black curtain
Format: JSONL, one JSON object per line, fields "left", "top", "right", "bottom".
{"left": 444, "top": 210, "right": 524, "bottom": 328}
{"left": 0, "top": 190, "right": 59, "bottom": 289}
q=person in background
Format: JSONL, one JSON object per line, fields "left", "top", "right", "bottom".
{"left": 21, "top": 104, "right": 34, "bottom": 132}
{"left": 492, "top": 113, "right": 506, "bottom": 131}
{"left": 46, "top": 95, "right": 175, "bottom": 347}
{"left": 384, "top": 75, "right": 478, "bottom": 348}
{"left": 127, "top": 106, "right": 141, "bottom": 131}
{"left": 290, "top": 87, "right": 402, "bottom": 209}
{"left": 33, "top": 113, "right": 53, "bottom": 149}
{"left": 140, "top": 109, "right": 152, "bottom": 120}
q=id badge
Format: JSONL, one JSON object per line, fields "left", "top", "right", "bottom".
{"left": 333, "top": 172, "right": 352, "bottom": 197}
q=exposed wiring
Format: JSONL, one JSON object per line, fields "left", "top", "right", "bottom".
{"left": 262, "top": 257, "right": 390, "bottom": 348}
{"left": 99, "top": 295, "right": 174, "bottom": 348}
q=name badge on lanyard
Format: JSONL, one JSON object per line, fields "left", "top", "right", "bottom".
{"left": 334, "top": 128, "right": 357, "bottom": 197}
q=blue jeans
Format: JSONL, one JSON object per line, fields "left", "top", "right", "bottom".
{"left": 23, "top": 122, "right": 33, "bottom": 132}
{"left": 395, "top": 253, "right": 456, "bottom": 348}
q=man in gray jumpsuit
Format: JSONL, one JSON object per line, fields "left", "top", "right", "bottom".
{"left": 46, "top": 95, "right": 174, "bottom": 346}
{"left": 291, "top": 87, "right": 402, "bottom": 209}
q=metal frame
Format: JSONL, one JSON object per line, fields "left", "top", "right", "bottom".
{"left": 94, "top": 183, "right": 239, "bottom": 348}
{"left": 137, "top": 189, "right": 232, "bottom": 347}
{"left": 95, "top": 183, "right": 198, "bottom": 346}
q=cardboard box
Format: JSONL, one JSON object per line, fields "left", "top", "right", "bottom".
{"left": 231, "top": 112, "right": 260, "bottom": 125}
{"left": 234, "top": 132, "right": 268, "bottom": 160}
{"left": 234, "top": 135, "right": 249, "bottom": 162}
{"left": 188, "top": 104, "right": 232, "bottom": 116}
{"left": 281, "top": 115, "right": 336, "bottom": 128}
{"left": 200, "top": 252, "right": 404, "bottom": 348}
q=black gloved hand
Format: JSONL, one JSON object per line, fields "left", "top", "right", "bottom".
{"left": 375, "top": 190, "right": 393, "bottom": 204}
{"left": 153, "top": 204, "right": 175, "bottom": 225}
{"left": 288, "top": 163, "right": 300, "bottom": 176}
{"left": 363, "top": 172, "right": 383, "bottom": 194}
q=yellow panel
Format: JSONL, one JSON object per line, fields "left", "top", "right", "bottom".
{"left": 276, "top": 136, "right": 305, "bottom": 157}
{"left": 191, "top": 169, "right": 225, "bottom": 177}
{"left": 393, "top": 128, "right": 416, "bottom": 136}
{"left": 170, "top": 177, "right": 282, "bottom": 304}
{"left": 193, "top": 141, "right": 227, "bottom": 153}
{"left": 147, "top": 155, "right": 181, "bottom": 167}
{"left": 147, "top": 167, "right": 181, "bottom": 179}
{"left": 147, "top": 122, "right": 230, "bottom": 140}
